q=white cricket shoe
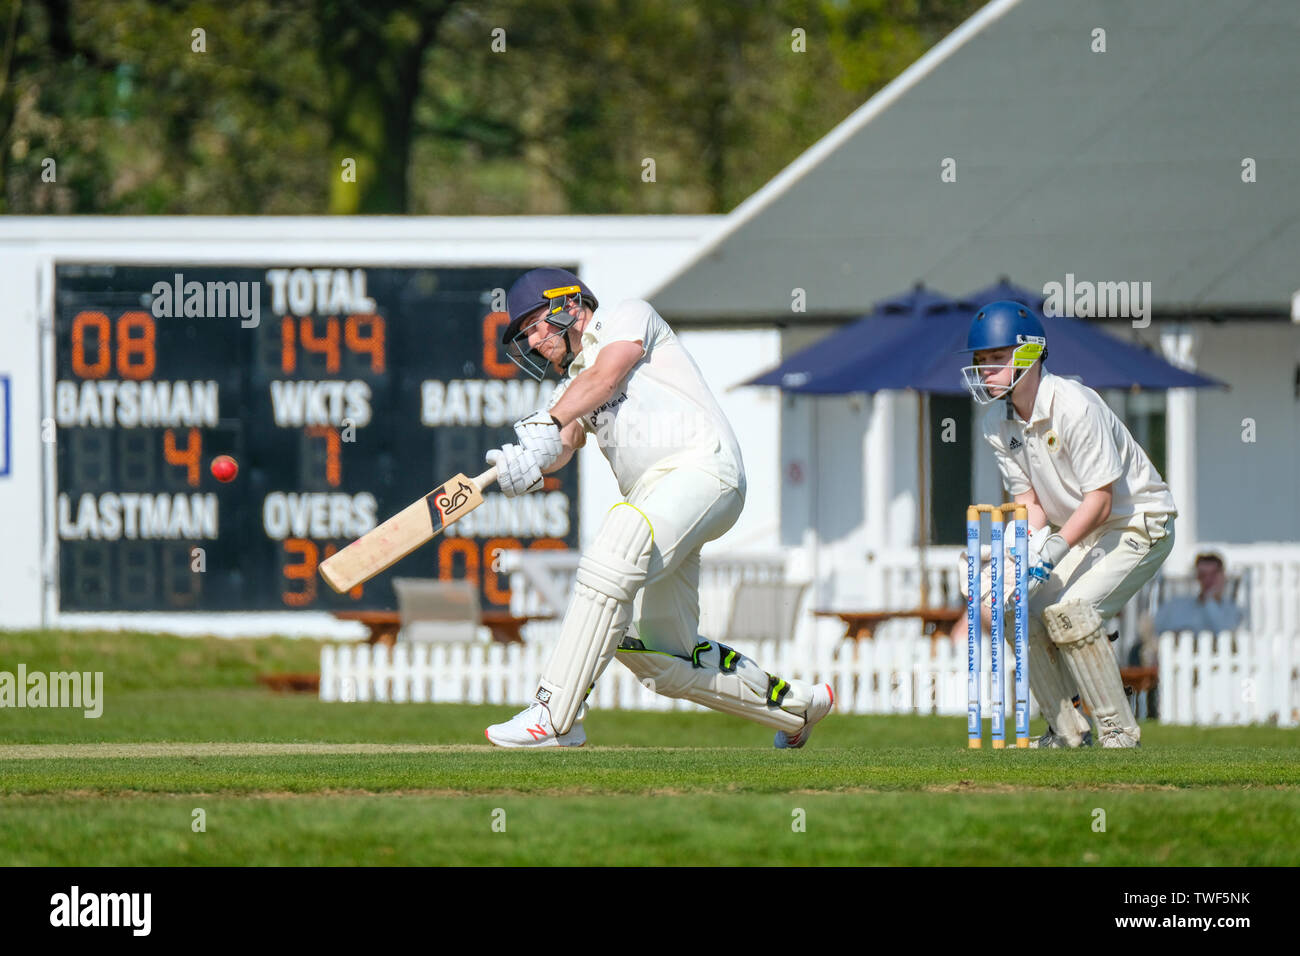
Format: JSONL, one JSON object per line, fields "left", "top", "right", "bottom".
{"left": 484, "top": 701, "right": 586, "bottom": 749}
{"left": 774, "top": 683, "right": 834, "bottom": 749}
{"left": 1099, "top": 728, "right": 1141, "bottom": 749}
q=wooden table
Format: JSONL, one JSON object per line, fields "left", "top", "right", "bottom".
{"left": 815, "top": 607, "right": 967, "bottom": 646}
{"left": 332, "top": 610, "right": 552, "bottom": 646}
{"left": 1119, "top": 666, "right": 1158, "bottom": 694}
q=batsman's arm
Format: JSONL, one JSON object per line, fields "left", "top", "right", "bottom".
{"left": 543, "top": 420, "right": 586, "bottom": 475}
{"left": 548, "top": 339, "right": 644, "bottom": 426}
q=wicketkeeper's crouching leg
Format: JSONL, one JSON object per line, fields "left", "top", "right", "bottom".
{"left": 1043, "top": 601, "right": 1141, "bottom": 748}
{"left": 1026, "top": 615, "right": 1094, "bottom": 747}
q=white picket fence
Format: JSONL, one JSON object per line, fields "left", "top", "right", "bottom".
{"left": 495, "top": 548, "right": 791, "bottom": 644}
{"left": 319, "top": 624, "right": 1300, "bottom": 727}
{"left": 1157, "top": 629, "right": 1300, "bottom": 727}
{"left": 319, "top": 542, "right": 1300, "bottom": 727}
{"left": 871, "top": 544, "right": 1300, "bottom": 623}
{"left": 319, "top": 625, "right": 1038, "bottom": 721}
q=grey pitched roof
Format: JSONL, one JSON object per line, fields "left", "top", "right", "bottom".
{"left": 651, "top": 0, "right": 1300, "bottom": 324}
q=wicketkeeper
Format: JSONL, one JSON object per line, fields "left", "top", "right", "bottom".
{"left": 483, "top": 268, "right": 833, "bottom": 748}
{"left": 959, "top": 301, "right": 1177, "bottom": 748}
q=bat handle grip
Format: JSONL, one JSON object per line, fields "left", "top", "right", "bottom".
{"left": 473, "top": 466, "right": 499, "bottom": 490}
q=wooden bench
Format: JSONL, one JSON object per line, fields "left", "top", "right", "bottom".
{"left": 331, "top": 609, "right": 549, "bottom": 646}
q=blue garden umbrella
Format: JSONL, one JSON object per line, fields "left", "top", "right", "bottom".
{"left": 745, "top": 279, "right": 1226, "bottom": 394}
{"left": 962, "top": 277, "right": 1044, "bottom": 310}
{"left": 746, "top": 285, "right": 973, "bottom": 391}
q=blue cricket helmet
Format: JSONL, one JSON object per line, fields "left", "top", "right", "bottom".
{"left": 960, "top": 300, "right": 1048, "bottom": 356}
{"left": 959, "top": 301, "right": 1048, "bottom": 405}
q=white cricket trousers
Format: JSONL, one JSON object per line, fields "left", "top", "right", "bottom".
{"left": 1030, "top": 512, "right": 1176, "bottom": 619}
{"left": 622, "top": 466, "right": 744, "bottom": 657}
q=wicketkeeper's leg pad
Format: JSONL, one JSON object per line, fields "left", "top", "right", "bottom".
{"left": 1026, "top": 614, "right": 1091, "bottom": 744}
{"left": 616, "top": 636, "right": 807, "bottom": 733}
{"left": 1043, "top": 600, "right": 1139, "bottom": 740}
{"left": 537, "top": 503, "right": 654, "bottom": 734}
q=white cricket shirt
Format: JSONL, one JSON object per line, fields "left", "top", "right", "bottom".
{"left": 548, "top": 299, "right": 744, "bottom": 497}
{"left": 980, "top": 372, "right": 1177, "bottom": 528}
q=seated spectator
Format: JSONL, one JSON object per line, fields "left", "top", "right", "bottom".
{"left": 1152, "top": 552, "right": 1244, "bottom": 635}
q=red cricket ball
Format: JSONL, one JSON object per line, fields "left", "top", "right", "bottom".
{"left": 211, "top": 455, "right": 239, "bottom": 482}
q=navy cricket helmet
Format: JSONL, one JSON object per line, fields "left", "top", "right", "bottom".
{"left": 502, "top": 268, "right": 599, "bottom": 344}
{"left": 501, "top": 268, "right": 599, "bottom": 380}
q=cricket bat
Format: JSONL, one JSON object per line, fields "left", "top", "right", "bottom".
{"left": 319, "top": 467, "right": 498, "bottom": 593}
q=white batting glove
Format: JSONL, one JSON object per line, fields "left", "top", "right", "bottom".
{"left": 485, "top": 445, "right": 543, "bottom": 498}
{"left": 513, "top": 409, "right": 564, "bottom": 471}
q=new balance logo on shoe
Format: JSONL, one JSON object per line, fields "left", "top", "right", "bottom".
{"left": 526, "top": 724, "right": 548, "bottom": 741}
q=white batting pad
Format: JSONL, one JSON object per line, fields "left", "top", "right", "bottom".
{"left": 1043, "top": 601, "right": 1139, "bottom": 741}
{"left": 537, "top": 503, "right": 654, "bottom": 734}
{"left": 616, "top": 638, "right": 807, "bottom": 733}
{"left": 1026, "top": 615, "right": 1091, "bottom": 744}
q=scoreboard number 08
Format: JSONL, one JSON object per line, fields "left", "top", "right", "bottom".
{"left": 71, "top": 311, "right": 156, "bottom": 379}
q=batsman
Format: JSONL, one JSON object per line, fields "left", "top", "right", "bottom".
{"left": 960, "top": 301, "right": 1177, "bottom": 748}
{"left": 483, "top": 268, "right": 833, "bottom": 748}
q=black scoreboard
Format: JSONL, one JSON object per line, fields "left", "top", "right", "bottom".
{"left": 54, "top": 265, "right": 579, "bottom": 613}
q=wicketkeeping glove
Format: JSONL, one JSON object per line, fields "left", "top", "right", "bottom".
{"left": 960, "top": 523, "right": 1057, "bottom": 612}
{"left": 1027, "top": 532, "right": 1069, "bottom": 597}
{"left": 486, "top": 445, "right": 544, "bottom": 498}
{"left": 513, "top": 409, "right": 564, "bottom": 471}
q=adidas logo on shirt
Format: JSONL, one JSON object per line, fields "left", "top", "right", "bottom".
{"left": 1009, "top": 436, "right": 1024, "bottom": 451}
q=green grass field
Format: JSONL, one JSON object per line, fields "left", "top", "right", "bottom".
{"left": 2, "top": 628, "right": 1298, "bottom": 865}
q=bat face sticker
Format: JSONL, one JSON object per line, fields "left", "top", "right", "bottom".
{"left": 428, "top": 479, "right": 476, "bottom": 530}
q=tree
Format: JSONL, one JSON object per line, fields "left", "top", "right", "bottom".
{"left": 0, "top": 0, "right": 985, "bottom": 215}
